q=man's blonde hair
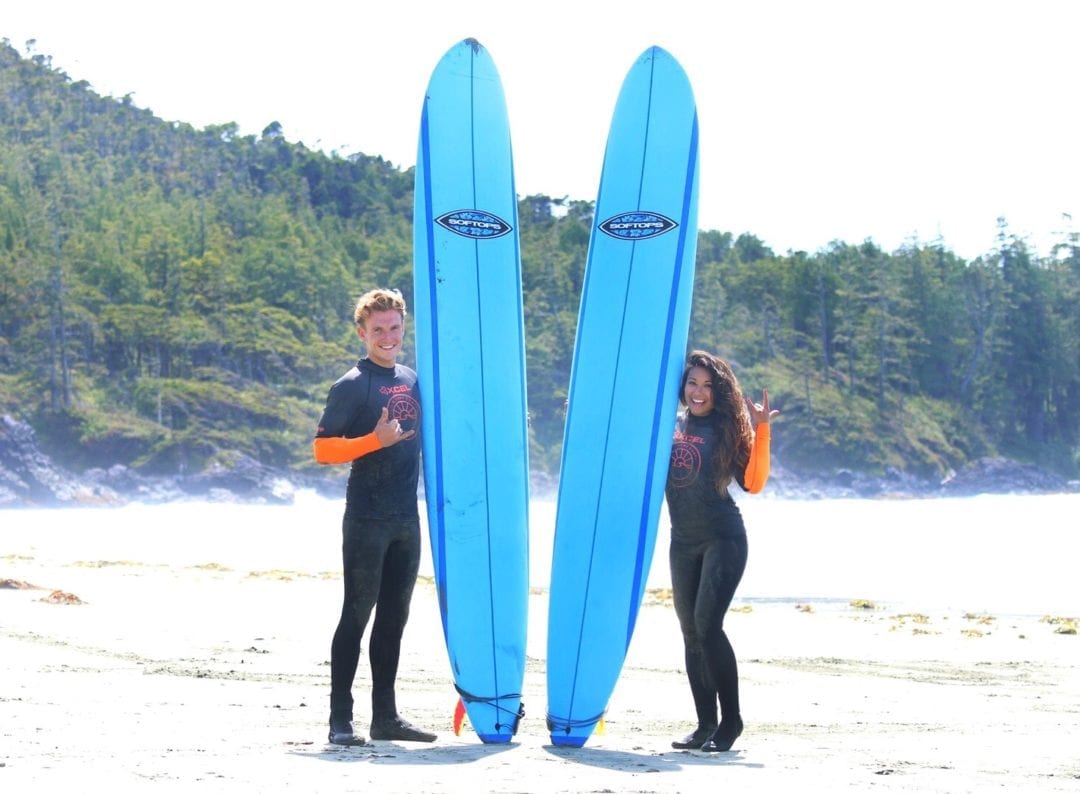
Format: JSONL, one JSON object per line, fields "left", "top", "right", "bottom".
{"left": 354, "top": 288, "right": 407, "bottom": 326}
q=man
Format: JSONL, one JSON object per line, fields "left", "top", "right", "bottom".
{"left": 313, "top": 287, "right": 436, "bottom": 746}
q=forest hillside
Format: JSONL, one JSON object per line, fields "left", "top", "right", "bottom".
{"left": 2, "top": 41, "right": 1077, "bottom": 499}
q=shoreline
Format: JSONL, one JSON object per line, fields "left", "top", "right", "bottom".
{"left": 3, "top": 539, "right": 1078, "bottom": 792}
{"left": 5, "top": 492, "right": 1080, "bottom": 619}
{"left": 3, "top": 406, "right": 1077, "bottom": 510}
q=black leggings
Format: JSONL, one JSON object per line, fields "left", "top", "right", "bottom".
{"left": 329, "top": 514, "right": 421, "bottom": 722}
{"left": 669, "top": 532, "right": 748, "bottom": 729}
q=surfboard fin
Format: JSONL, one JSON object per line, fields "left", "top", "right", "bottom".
{"left": 453, "top": 697, "right": 468, "bottom": 736}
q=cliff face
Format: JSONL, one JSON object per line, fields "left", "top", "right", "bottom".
{"left": 0, "top": 414, "right": 120, "bottom": 507}
{"left": 0, "top": 414, "right": 340, "bottom": 507}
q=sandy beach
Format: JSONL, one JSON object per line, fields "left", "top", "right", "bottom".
{"left": 3, "top": 527, "right": 1079, "bottom": 793}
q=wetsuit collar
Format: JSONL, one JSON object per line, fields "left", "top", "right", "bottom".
{"left": 358, "top": 357, "right": 397, "bottom": 376}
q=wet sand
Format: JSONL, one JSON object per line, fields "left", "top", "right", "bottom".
{"left": 2, "top": 536, "right": 1078, "bottom": 792}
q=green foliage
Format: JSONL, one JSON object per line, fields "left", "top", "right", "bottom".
{"left": 689, "top": 223, "right": 1080, "bottom": 479}
{"left": 1, "top": 43, "right": 1078, "bottom": 484}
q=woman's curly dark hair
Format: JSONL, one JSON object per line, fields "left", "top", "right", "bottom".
{"left": 678, "top": 350, "right": 752, "bottom": 495}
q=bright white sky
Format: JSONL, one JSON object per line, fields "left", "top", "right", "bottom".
{"left": 5, "top": 0, "right": 1077, "bottom": 260}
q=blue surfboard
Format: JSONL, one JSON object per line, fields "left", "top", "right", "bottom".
{"left": 412, "top": 39, "right": 530, "bottom": 744}
{"left": 546, "top": 46, "right": 700, "bottom": 748}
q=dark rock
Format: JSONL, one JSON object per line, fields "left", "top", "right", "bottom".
{"left": 83, "top": 464, "right": 186, "bottom": 504}
{"left": 765, "top": 462, "right": 938, "bottom": 500}
{"left": 940, "top": 456, "right": 1070, "bottom": 496}
{"left": 1, "top": 414, "right": 296, "bottom": 506}
{"left": 181, "top": 451, "right": 296, "bottom": 504}
{"left": 0, "top": 414, "right": 122, "bottom": 507}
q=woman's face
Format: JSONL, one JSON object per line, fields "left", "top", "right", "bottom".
{"left": 683, "top": 366, "right": 714, "bottom": 417}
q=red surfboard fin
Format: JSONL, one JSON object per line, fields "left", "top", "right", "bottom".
{"left": 453, "top": 697, "right": 467, "bottom": 736}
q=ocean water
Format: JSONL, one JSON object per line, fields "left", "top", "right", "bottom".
{"left": 2, "top": 492, "right": 1077, "bottom": 617}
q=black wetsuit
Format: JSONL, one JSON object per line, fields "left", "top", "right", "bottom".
{"left": 665, "top": 410, "right": 749, "bottom": 737}
{"left": 315, "top": 358, "right": 421, "bottom": 725}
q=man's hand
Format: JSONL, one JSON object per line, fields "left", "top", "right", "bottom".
{"left": 373, "top": 406, "right": 415, "bottom": 447}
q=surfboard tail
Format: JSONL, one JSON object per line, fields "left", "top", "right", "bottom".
{"left": 456, "top": 684, "right": 525, "bottom": 744}
{"left": 546, "top": 709, "right": 606, "bottom": 748}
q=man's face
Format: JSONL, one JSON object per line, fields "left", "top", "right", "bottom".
{"left": 357, "top": 309, "right": 404, "bottom": 368}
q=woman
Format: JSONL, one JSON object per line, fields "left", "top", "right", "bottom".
{"left": 665, "top": 350, "right": 777, "bottom": 752}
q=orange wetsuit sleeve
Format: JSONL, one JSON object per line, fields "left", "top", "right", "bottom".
{"left": 312, "top": 433, "right": 382, "bottom": 465}
{"left": 743, "top": 423, "right": 771, "bottom": 494}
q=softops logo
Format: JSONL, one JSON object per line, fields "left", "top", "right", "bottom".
{"left": 435, "top": 210, "right": 512, "bottom": 240}
{"left": 598, "top": 211, "right": 678, "bottom": 241}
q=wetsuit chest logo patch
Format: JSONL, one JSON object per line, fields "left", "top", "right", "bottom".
{"left": 386, "top": 393, "right": 421, "bottom": 434}
{"left": 668, "top": 441, "right": 702, "bottom": 488}
{"left": 435, "top": 210, "right": 513, "bottom": 240}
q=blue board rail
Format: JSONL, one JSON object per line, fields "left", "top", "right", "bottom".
{"left": 413, "top": 38, "right": 530, "bottom": 744}
{"left": 546, "top": 45, "right": 700, "bottom": 748}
